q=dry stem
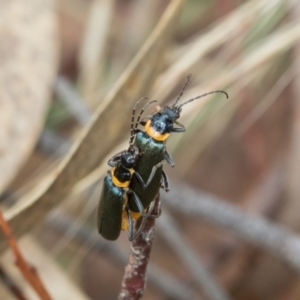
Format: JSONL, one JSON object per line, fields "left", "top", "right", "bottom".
{"left": 0, "top": 209, "right": 52, "bottom": 300}
{"left": 118, "top": 195, "right": 160, "bottom": 300}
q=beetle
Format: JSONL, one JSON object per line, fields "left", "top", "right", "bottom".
{"left": 97, "top": 99, "right": 164, "bottom": 241}
{"left": 128, "top": 75, "right": 228, "bottom": 214}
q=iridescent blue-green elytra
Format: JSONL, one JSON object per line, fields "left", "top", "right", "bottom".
{"left": 128, "top": 131, "right": 165, "bottom": 212}
{"left": 97, "top": 176, "right": 124, "bottom": 240}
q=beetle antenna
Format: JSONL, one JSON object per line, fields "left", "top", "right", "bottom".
{"left": 172, "top": 74, "right": 192, "bottom": 107}
{"left": 129, "top": 97, "right": 148, "bottom": 146}
{"left": 129, "top": 100, "right": 157, "bottom": 146}
{"left": 177, "top": 90, "right": 228, "bottom": 109}
{"left": 135, "top": 100, "right": 157, "bottom": 129}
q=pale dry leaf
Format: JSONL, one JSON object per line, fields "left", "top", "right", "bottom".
{"left": 1, "top": 0, "right": 186, "bottom": 253}
{"left": 78, "top": 0, "right": 114, "bottom": 107}
{"left": 0, "top": 0, "right": 58, "bottom": 194}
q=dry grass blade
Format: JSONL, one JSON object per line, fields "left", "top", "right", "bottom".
{"left": 0, "top": 0, "right": 57, "bottom": 194}
{"left": 1, "top": 0, "right": 186, "bottom": 253}
{"left": 234, "top": 64, "right": 299, "bottom": 136}
{"left": 167, "top": 21, "right": 300, "bottom": 175}
{"left": 282, "top": 1, "right": 300, "bottom": 230}
{"left": 78, "top": 0, "right": 114, "bottom": 107}
{"left": 164, "top": 183, "right": 300, "bottom": 273}
{"left": 153, "top": 0, "right": 275, "bottom": 100}
{"left": 158, "top": 212, "right": 231, "bottom": 300}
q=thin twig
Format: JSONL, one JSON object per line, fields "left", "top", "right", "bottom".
{"left": 0, "top": 209, "right": 52, "bottom": 300}
{"left": 163, "top": 182, "right": 300, "bottom": 273}
{"left": 47, "top": 209, "right": 200, "bottom": 299}
{"left": 119, "top": 195, "right": 160, "bottom": 300}
{"left": 158, "top": 211, "right": 231, "bottom": 300}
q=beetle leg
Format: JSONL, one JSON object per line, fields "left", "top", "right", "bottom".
{"left": 174, "top": 120, "right": 186, "bottom": 130}
{"left": 133, "top": 160, "right": 166, "bottom": 188}
{"left": 107, "top": 151, "right": 124, "bottom": 167}
{"left": 171, "top": 127, "right": 185, "bottom": 133}
{"left": 144, "top": 198, "right": 155, "bottom": 217}
{"left": 130, "top": 200, "right": 156, "bottom": 240}
{"left": 160, "top": 170, "right": 170, "bottom": 192}
{"left": 126, "top": 206, "right": 134, "bottom": 241}
{"left": 130, "top": 216, "right": 146, "bottom": 241}
{"left": 131, "top": 217, "right": 146, "bottom": 241}
{"left": 171, "top": 120, "right": 186, "bottom": 133}
{"left": 164, "top": 149, "right": 175, "bottom": 167}
{"left": 127, "top": 189, "right": 148, "bottom": 217}
{"left": 147, "top": 198, "right": 162, "bottom": 219}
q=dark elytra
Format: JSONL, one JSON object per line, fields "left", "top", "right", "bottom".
{"left": 97, "top": 176, "right": 124, "bottom": 240}
{"left": 128, "top": 131, "right": 165, "bottom": 212}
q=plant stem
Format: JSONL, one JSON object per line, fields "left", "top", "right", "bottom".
{"left": 119, "top": 194, "right": 160, "bottom": 300}
{"left": 0, "top": 209, "right": 52, "bottom": 300}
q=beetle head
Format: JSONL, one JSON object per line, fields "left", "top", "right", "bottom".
{"left": 121, "top": 146, "right": 139, "bottom": 169}
{"left": 160, "top": 105, "right": 181, "bottom": 122}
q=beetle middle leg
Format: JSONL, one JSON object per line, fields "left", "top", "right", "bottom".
{"left": 160, "top": 170, "right": 169, "bottom": 192}
{"left": 146, "top": 197, "right": 162, "bottom": 219}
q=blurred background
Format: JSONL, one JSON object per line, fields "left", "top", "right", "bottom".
{"left": 1, "top": 0, "right": 300, "bottom": 299}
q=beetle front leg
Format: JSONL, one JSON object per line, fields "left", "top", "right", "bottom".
{"left": 171, "top": 127, "right": 185, "bottom": 133}
{"left": 172, "top": 120, "right": 186, "bottom": 132}
{"left": 107, "top": 151, "right": 124, "bottom": 167}
{"left": 164, "top": 148, "right": 175, "bottom": 167}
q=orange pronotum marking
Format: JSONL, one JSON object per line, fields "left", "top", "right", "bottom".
{"left": 111, "top": 167, "right": 134, "bottom": 188}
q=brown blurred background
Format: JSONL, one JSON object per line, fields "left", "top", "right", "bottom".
{"left": 1, "top": 0, "right": 300, "bottom": 299}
